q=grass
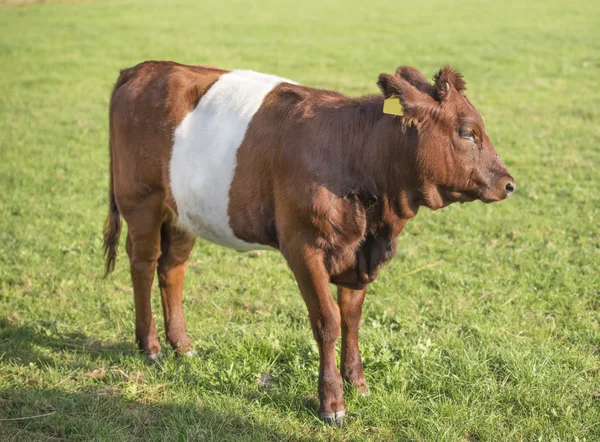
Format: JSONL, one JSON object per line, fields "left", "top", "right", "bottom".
{"left": 0, "top": 0, "right": 599, "bottom": 440}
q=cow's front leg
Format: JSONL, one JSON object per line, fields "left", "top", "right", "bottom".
{"left": 285, "top": 244, "right": 345, "bottom": 425}
{"left": 337, "top": 286, "right": 369, "bottom": 395}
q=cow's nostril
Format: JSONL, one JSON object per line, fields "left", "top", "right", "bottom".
{"left": 505, "top": 182, "right": 515, "bottom": 194}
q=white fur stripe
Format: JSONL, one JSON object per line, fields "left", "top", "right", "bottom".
{"left": 169, "top": 70, "right": 296, "bottom": 251}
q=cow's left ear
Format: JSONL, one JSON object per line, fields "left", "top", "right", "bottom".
{"left": 377, "top": 73, "right": 434, "bottom": 113}
{"left": 433, "top": 66, "right": 467, "bottom": 101}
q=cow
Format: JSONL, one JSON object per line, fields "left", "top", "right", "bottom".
{"left": 104, "top": 61, "right": 515, "bottom": 425}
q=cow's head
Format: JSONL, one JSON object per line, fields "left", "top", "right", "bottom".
{"left": 378, "top": 66, "right": 515, "bottom": 208}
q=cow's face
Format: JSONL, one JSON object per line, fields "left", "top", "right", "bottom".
{"left": 378, "top": 66, "right": 515, "bottom": 206}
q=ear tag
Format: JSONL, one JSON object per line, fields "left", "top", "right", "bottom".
{"left": 383, "top": 95, "right": 403, "bottom": 116}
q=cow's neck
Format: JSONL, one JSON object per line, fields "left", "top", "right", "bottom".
{"left": 335, "top": 95, "right": 458, "bottom": 231}
{"left": 335, "top": 96, "right": 433, "bottom": 227}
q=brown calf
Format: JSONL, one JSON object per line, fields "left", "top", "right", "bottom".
{"left": 104, "top": 61, "right": 514, "bottom": 425}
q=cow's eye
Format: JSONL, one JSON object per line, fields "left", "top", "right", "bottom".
{"left": 458, "top": 128, "right": 475, "bottom": 141}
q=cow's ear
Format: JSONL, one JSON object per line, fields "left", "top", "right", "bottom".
{"left": 377, "top": 73, "right": 433, "bottom": 111}
{"left": 433, "top": 66, "right": 466, "bottom": 101}
{"left": 377, "top": 73, "right": 402, "bottom": 99}
{"left": 395, "top": 66, "right": 433, "bottom": 96}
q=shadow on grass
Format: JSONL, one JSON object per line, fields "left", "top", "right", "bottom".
{"left": 0, "top": 320, "right": 324, "bottom": 440}
{"left": 0, "top": 387, "right": 308, "bottom": 441}
{"left": 0, "top": 318, "right": 138, "bottom": 367}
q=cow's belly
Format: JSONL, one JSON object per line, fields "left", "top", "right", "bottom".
{"left": 169, "top": 70, "right": 295, "bottom": 251}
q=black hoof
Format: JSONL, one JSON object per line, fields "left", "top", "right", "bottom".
{"left": 321, "top": 415, "right": 335, "bottom": 425}
{"left": 320, "top": 411, "right": 345, "bottom": 427}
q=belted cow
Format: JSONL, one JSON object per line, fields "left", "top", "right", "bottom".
{"left": 104, "top": 61, "right": 515, "bottom": 425}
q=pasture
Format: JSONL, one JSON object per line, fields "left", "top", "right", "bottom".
{"left": 0, "top": 0, "right": 599, "bottom": 440}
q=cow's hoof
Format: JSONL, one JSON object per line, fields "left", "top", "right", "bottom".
{"left": 343, "top": 374, "right": 370, "bottom": 396}
{"left": 357, "top": 384, "right": 370, "bottom": 396}
{"left": 182, "top": 350, "right": 197, "bottom": 358}
{"left": 146, "top": 353, "right": 162, "bottom": 364}
{"left": 320, "top": 411, "right": 345, "bottom": 427}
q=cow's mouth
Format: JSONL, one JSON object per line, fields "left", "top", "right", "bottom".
{"left": 477, "top": 175, "right": 516, "bottom": 203}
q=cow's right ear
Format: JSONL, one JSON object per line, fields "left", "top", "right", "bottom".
{"left": 395, "top": 66, "right": 434, "bottom": 96}
{"left": 377, "top": 73, "right": 434, "bottom": 113}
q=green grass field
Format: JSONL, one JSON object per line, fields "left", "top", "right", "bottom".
{"left": 1, "top": 0, "right": 599, "bottom": 440}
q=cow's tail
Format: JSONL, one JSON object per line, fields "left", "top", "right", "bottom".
{"left": 104, "top": 68, "right": 134, "bottom": 277}
{"left": 103, "top": 136, "right": 121, "bottom": 277}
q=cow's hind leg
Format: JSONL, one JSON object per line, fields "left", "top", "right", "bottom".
{"left": 338, "top": 286, "right": 369, "bottom": 394}
{"left": 157, "top": 220, "right": 196, "bottom": 355}
{"left": 121, "top": 193, "right": 165, "bottom": 361}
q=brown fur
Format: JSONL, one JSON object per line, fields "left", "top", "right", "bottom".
{"left": 106, "top": 61, "right": 227, "bottom": 354}
{"left": 105, "top": 61, "right": 514, "bottom": 421}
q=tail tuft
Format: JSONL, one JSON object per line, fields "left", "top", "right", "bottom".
{"left": 103, "top": 189, "right": 121, "bottom": 277}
